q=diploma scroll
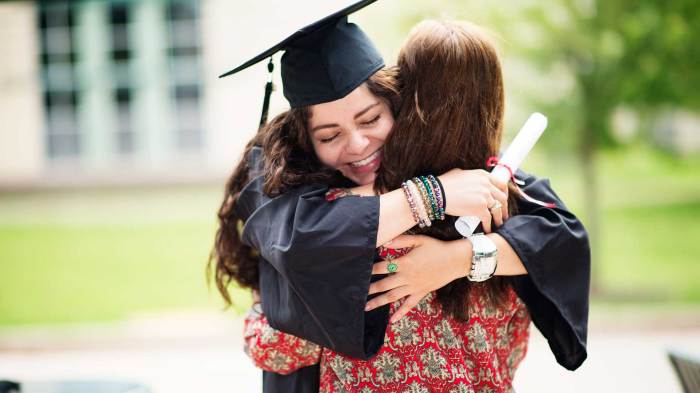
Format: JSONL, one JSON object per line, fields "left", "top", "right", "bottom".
{"left": 454, "top": 112, "right": 548, "bottom": 237}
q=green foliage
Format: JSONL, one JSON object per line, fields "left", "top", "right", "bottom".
{"left": 496, "top": 0, "right": 700, "bottom": 148}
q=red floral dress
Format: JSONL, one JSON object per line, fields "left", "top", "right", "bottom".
{"left": 243, "top": 190, "right": 531, "bottom": 392}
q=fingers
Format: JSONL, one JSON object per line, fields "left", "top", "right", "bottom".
{"left": 486, "top": 179, "right": 508, "bottom": 226}
{"left": 492, "top": 206, "right": 504, "bottom": 227}
{"left": 372, "top": 259, "right": 406, "bottom": 275}
{"left": 389, "top": 293, "right": 425, "bottom": 323}
{"left": 383, "top": 234, "right": 425, "bottom": 249}
{"left": 480, "top": 208, "right": 492, "bottom": 233}
{"left": 365, "top": 286, "right": 412, "bottom": 311}
{"left": 368, "top": 274, "right": 405, "bottom": 295}
{"left": 488, "top": 175, "right": 508, "bottom": 193}
{"left": 488, "top": 191, "right": 507, "bottom": 228}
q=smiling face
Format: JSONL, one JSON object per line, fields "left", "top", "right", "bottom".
{"left": 308, "top": 83, "right": 394, "bottom": 186}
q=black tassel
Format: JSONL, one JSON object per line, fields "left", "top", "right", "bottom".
{"left": 258, "top": 57, "right": 275, "bottom": 130}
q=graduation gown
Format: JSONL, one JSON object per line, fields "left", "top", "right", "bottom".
{"left": 237, "top": 147, "right": 590, "bottom": 392}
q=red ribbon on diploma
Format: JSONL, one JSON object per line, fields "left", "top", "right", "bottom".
{"left": 486, "top": 156, "right": 557, "bottom": 209}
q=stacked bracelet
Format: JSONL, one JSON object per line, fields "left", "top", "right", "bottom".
{"left": 401, "top": 181, "right": 422, "bottom": 226}
{"left": 427, "top": 175, "right": 445, "bottom": 220}
{"left": 407, "top": 180, "right": 431, "bottom": 227}
{"left": 419, "top": 176, "right": 440, "bottom": 220}
{"left": 401, "top": 175, "right": 446, "bottom": 228}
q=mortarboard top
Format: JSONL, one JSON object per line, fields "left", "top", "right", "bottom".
{"left": 219, "top": 0, "right": 383, "bottom": 109}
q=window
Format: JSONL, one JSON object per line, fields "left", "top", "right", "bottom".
{"left": 109, "top": 2, "right": 134, "bottom": 154}
{"left": 39, "top": 1, "right": 80, "bottom": 158}
{"left": 166, "top": 0, "right": 203, "bottom": 151}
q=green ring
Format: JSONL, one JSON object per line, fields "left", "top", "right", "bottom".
{"left": 387, "top": 262, "right": 398, "bottom": 273}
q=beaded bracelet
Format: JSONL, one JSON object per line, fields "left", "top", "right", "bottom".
{"left": 401, "top": 175, "right": 447, "bottom": 228}
{"left": 427, "top": 175, "right": 445, "bottom": 219}
{"left": 415, "top": 177, "right": 434, "bottom": 220}
{"left": 412, "top": 177, "right": 434, "bottom": 221}
{"left": 419, "top": 176, "right": 440, "bottom": 220}
{"left": 401, "top": 181, "right": 422, "bottom": 227}
{"left": 407, "top": 180, "right": 431, "bottom": 227}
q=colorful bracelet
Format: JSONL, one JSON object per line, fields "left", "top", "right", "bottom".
{"left": 413, "top": 177, "right": 435, "bottom": 221}
{"left": 419, "top": 176, "right": 441, "bottom": 221}
{"left": 401, "top": 175, "right": 447, "bottom": 228}
{"left": 428, "top": 175, "right": 445, "bottom": 219}
{"left": 407, "top": 180, "right": 431, "bottom": 227}
{"left": 401, "top": 181, "right": 422, "bottom": 227}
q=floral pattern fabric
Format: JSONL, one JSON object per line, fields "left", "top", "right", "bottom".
{"left": 243, "top": 189, "right": 531, "bottom": 391}
{"left": 243, "top": 306, "right": 322, "bottom": 375}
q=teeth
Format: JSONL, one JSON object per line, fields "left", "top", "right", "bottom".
{"left": 350, "top": 150, "right": 380, "bottom": 167}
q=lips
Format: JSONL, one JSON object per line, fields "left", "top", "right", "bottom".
{"left": 349, "top": 149, "right": 381, "bottom": 168}
{"left": 347, "top": 149, "right": 382, "bottom": 175}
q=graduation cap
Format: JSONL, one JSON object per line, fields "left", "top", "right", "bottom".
{"left": 219, "top": 0, "right": 384, "bottom": 127}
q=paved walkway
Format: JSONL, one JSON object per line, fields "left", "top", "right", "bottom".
{"left": 0, "top": 310, "right": 698, "bottom": 392}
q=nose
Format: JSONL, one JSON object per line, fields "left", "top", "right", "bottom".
{"left": 345, "top": 129, "right": 370, "bottom": 156}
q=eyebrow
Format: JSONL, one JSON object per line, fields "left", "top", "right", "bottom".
{"left": 310, "top": 102, "right": 380, "bottom": 133}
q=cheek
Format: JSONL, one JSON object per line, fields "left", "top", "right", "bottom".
{"left": 312, "top": 141, "right": 341, "bottom": 169}
{"left": 377, "top": 114, "right": 394, "bottom": 142}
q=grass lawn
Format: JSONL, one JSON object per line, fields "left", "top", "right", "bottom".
{"left": 0, "top": 145, "right": 698, "bottom": 326}
{"left": 0, "top": 186, "right": 251, "bottom": 326}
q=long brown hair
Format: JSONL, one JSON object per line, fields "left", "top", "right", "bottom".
{"left": 375, "top": 20, "right": 518, "bottom": 320}
{"left": 209, "top": 68, "right": 401, "bottom": 304}
{"left": 210, "top": 20, "right": 517, "bottom": 321}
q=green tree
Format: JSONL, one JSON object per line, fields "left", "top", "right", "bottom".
{"left": 502, "top": 0, "right": 700, "bottom": 289}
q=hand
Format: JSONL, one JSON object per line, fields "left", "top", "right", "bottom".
{"left": 438, "top": 168, "right": 509, "bottom": 233}
{"left": 365, "top": 235, "right": 472, "bottom": 323}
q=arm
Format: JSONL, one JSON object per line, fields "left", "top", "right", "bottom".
{"left": 365, "top": 170, "right": 590, "bottom": 370}
{"left": 237, "top": 148, "right": 507, "bottom": 359}
{"left": 364, "top": 232, "right": 526, "bottom": 317}
{"left": 243, "top": 294, "right": 321, "bottom": 375}
{"left": 495, "top": 170, "right": 590, "bottom": 371}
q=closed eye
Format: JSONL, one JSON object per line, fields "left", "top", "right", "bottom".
{"left": 320, "top": 133, "right": 339, "bottom": 143}
{"left": 361, "top": 115, "right": 381, "bottom": 126}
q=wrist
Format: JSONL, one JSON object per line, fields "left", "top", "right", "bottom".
{"left": 450, "top": 238, "right": 473, "bottom": 279}
{"left": 465, "top": 233, "right": 498, "bottom": 282}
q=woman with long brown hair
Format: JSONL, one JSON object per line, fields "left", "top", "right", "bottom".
{"left": 213, "top": 3, "right": 589, "bottom": 391}
{"left": 216, "top": 16, "right": 589, "bottom": 392}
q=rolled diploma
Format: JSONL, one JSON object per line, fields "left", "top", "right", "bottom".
{"left": 454, "top": 112, "right": 548, "bottom": 237}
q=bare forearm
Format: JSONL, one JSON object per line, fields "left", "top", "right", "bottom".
{"left": 377, "top": 188, "right": 417, "bottom": 246}
{"left": 488, "top": 233, "right": 528, "bottom": 276}
{"left": 351, "top": 184, "right": 416, "bottom": 247}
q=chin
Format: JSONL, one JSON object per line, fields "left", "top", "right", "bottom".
{"left": 350, "top": 172, "right": 377, "bottom": 186}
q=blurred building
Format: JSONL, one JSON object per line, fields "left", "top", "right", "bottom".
{"left": 0, "top": 0, "right": 297, "bottom": 189}
{"left": 653, "top": 110, "right": 700, "bottom": 157}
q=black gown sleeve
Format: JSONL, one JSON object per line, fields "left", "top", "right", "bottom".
{"left": 237, "top": 148, "right": 389, "bottom": 361}
{"left": 262, "top": 365, "right": 319, "bottom": 393}
{"left": 495, "top": 169, "right": 591, "bottom": 371}
{"left": 238, "top": 147, "right": 589, "bottom": 374}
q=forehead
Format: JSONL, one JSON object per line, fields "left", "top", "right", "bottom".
{"left": 309, "top": 83, "right": 377, "bottom": 125}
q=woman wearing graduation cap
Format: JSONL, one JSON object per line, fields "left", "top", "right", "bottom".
{"left": 211, "top": 1, "right": 589, "bottom": 391}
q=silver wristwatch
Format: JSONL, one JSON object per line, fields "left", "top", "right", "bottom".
{"left": 466, "top": 233, "right": 498, "bottom": 282}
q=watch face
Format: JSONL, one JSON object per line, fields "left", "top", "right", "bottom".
{"left": 482, "top": 255, "right": 498, "bottom": 275}
{"left": 468, "top": 234, "right": 498, "bottom": 282}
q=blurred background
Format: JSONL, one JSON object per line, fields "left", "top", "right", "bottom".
{"left": 0, "top": 0, "right": 698, "bottom": 392}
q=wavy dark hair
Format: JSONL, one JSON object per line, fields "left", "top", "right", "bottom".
{"left": 208, "top": 67, "right": 401, "bottom": 304}
{"left": 210, "top": 20, "right": 518, "bottom": 321}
